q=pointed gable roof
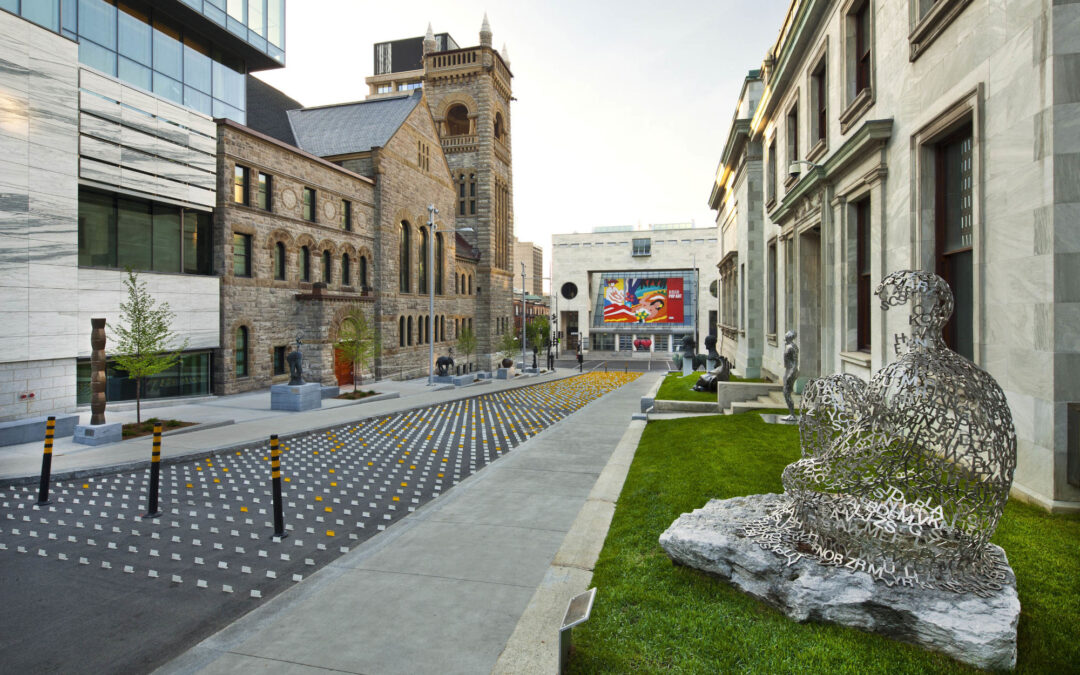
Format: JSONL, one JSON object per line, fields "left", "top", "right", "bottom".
{"left": 286, "top": 89, "right": 423, "bottom": 158}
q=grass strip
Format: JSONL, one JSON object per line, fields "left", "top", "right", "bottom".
{"left": 568, "top": 413, "right": 1080, "bottom": 674}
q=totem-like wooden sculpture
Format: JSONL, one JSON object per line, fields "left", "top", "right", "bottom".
{"left": 90, "top": 317, "right": 107, "bottom": 425}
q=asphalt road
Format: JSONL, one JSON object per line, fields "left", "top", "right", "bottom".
{"left": 0, "top": 374, "right": 637, "bottom": 673}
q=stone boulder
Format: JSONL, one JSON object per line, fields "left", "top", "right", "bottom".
{"left": 659, "top": 494, "right": 1019, "bottom": 671}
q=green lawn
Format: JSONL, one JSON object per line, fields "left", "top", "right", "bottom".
{"left": 655, "top": 372, "right": 768, "bottom": 402}
{"left": 568, "top": 413, "right": 1080, "bottom": 674}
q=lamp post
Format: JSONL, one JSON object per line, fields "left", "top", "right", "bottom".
{"left": 520, "top": 262, "right": 527, "bottom": 371}
{"left": 427, "top": 205, "right": 473, "bottom": 386}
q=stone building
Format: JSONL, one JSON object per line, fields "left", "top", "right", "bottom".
{"left": 215, "top": 120, "right": 377, "bottom": 395}
{"left": 0, "top": 0, "right": 283, "bottom": 421}
{"left": 709, "top": 0, "right": 1079, "bottom": 512}
{"left": 551, "top": 224, "right": 718, "bottom": 355}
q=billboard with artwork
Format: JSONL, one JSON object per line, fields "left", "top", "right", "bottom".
{"left": 602, "top": 277, "right": 684, "bottom": 323}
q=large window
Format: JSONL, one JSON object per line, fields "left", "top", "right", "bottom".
{"left": 274, "top": 241, "right": 286, "bottom": 280}
{"left": 341, "top": 254, "right": 351, "bottom": 286}
{"left": 768, "top": 242, "right": 778, "bottom": 336}
{"left": 419, "top": 226, "right": 429, "bottom": 292}
{"left": 810, "top": 56, "right": 828, "bottom": 151}
{"left": 273, "top": 346, "right": 286, "bottom": 375}
{"left": 766, "top": 139, "right": 777, "bottom": 204}
{"left": 632, "top": 238, "right": 651, "bottom": 256}
{"left": 302, "top": 187, "right": 316, "bottom": 222}
{"left": 435, "top": 233, "right": 444, "bottom": 294}
{"left": 854, "top": 3, "right": 871, "bottom": 96}
{"left": 322, "top": 250, "right": 331, "bottom": 283}
{"left": 856, "top": 198, "right": 872, "bottom": 351}
{"left": 233, "top": 165, "right": 249, "bottom": 204}
{"left": 446, "top": 105, "right": 470, "bottom": 136}
{"left": 78, "top": 188, "right": 211, "bottom": 274}
{"left": 233, "top": 232, "right": 252, "bottom": 277}
{"left": 235, "top": 326, "right": 248, "bottom": 377}
{"left": 300, "top": 246, "right": 311, "bottom": 282}
{"left": 341, "top": 199, "right": 351, "bottom": 231}
{"left": 359, "top": 255, "right": 368, "bottom": 290}
{"left": 76, "top": 350, "right": 211, "bottom": 404}
{"left": 399, "top": 221, "right": 411, "bottom": 292}
{"left": 786, "top": 101, "right": 799, "bottom": 169}
{"left": 936, "top": 123, "right": 974, "bottom": 360}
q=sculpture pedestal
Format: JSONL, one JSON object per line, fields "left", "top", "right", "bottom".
{"left": 73, "top": 422, "right": 123, "bottom": 446}
{"left": 270, "top": 383, "right": 322, "bottom": 412}
{"left": 659, "top": 494, "right": 1019, "bottom": 671}
{"left": 496, "top": 367, "right": 515, "bottom": 380}
{"left": 682, "top": 359, "right": 692, "bottom": 376}
{"left": 759, "top": 413, "right": 799, "bottom": 425}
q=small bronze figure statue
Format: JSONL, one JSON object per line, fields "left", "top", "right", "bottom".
{"left": 435, "top": 354, "right": 455, "bottom": 377}
{"left": 287, "top": 336, "right": 305, "bottom": 385}
{"left": 781, "top": 330, "right": 799, "bottom": 421}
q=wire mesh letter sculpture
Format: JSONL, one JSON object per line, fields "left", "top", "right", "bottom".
{"left": 741, "top": 271, "right": 1016, "bottom": 595}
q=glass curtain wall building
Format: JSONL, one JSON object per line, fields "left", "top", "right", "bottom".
{"left": 0, "top": 0, "right": 285, "bottom": 122}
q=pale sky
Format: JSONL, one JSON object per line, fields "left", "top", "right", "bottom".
{"left": 256, "top": 0, "right": 792, "bottom": 282}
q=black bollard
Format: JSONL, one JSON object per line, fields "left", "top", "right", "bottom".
{"left": 36, "top": 416, "right": 55, "bottom": 506}
{"left": 143, "top": 424, "right": 162, "bottom": 518}
{"left": 270, "top": 435, "right": 287, "bottom": 539}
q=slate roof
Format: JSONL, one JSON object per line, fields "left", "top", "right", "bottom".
{"left": 455, "top": 232, "right": 479, "bottom": 261}
{"left": 245, "top": 76, "right": 304, "bottom": 146}
{"left": 286, "top": 90, "right": 423, "bottom": 158}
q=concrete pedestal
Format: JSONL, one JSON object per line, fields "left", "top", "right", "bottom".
{"left": 682, "top": 359, "right": 693, "bottom": 376}
{"left": 496, "top": 367, "right": 515, "bottom": 380}
{"left": 73, "top": 422, "right": 123, "bottom": 446}
{"left": 270, "top": 382, "right": 322, "bottom": 412}
{"left": 0, "top": 414, "right": 79, "bottom": 447}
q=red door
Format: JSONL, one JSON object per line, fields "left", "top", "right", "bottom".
{"left": 333, "top": 348, "right": 353, "bottom": 386}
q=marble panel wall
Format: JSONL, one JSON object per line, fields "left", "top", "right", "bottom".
{"left": 78, "top": 68, "right": 215, "bottom": 209}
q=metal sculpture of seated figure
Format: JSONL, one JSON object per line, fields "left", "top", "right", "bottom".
{"left": 435, "top": 355, "right": 454, "bottom": 377}
{"left": 741, "top": 271, "right": 1017, "bottom": 595}
{"left": 286, "top": 341, "right": 305, "bottom": 386}
{"left": 781, "top": 331, "right": 799, "bottom": 421}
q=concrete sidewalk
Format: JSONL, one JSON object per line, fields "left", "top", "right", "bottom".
{"left": 157, "top": 370, "right": 660, "bottom": 675}
{"left": 0, "top": 370, "right": 567, "bottom": 483}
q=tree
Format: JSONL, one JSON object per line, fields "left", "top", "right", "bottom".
{"left": 334, "top": 305, "right": 380, "bottom": 388}
{"left": 111, "top": 270, "right": 189, "bottom": 423}
{"left": 497, "top": 331, "right": 519, "bottom": 363}
{"left": 456, "top": 326, "right": 477, "bottom": 372}
{"left": 526, "top": 315, "right": 549, "bottom": 355}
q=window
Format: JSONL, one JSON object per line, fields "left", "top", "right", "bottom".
{"left": 342, "top": 254, "right": 351, "bottom": 286}
{"left": 274, "top": 241, "right": 285, "bottom": 280}
{"left": 233, "top": 164, "right": 249, "bottom": 204}
{"left": 407, "top": 316, "right": 413, "bottom": 346}
{"left": 417, "top": 141, "right": 430, "bottom": 171}
{"left": 810, "top": 56, "right": 828, "bottom": 152}
{"left": 399, "top": 316, "right": 405, "bottom": 347}
{"left": 786, "top": 101, "right": 799, "bottom": 169}
{"left": 359, "top": 255, "right": 368, "bottom": 290}
{"left": 768, "top": 242, "right": 778, "bottom": 336}
{"left": 935, "top": 123, "right": 974, "bottom": 360}
{"left": 235, "top": 326, "right": 248, "bottom": 377}
{"left": 76, "top": 351, "right": 212, "bottom": 404}
{"left": 419, "top": 226, "right": 429, "bottom": 292}
{"left": 322, "top": 250, "right": 331, "bottom": 284}
{"left": 341, "top": 199, "right": 352, "bottom": 230}
{"left": 766, "top": 139, "right": 777, "bottom": 204}
{"left": 399, "top": 221, "right": 411, "bottom": 292}
{"left": 377, "top": 84, "right": 392, "bottom": 94}
{"left": 435, "top": 233, "right": 444, "bottom": 294}
{"left": 232, "top": 233, "right": 252, "bottom": 277}
{"left": 447, "top": 104, "right": 470, "bottom": 136}
{"left": 398, "top": 82, "right": 421, "bottom": 91}
{"left": 273, "top": 346, "right": 286, "bottom": 375}
{"left": 910, "top": 0, "right": 970, "bottom": 60}
{"left": 856, "top": 198, "right": 872, "bottom": 351}
{"left": 300, "top": 246, "right": 311, "bottom": 282}
{"left": 494, "top": 111, "right": 505, "bottom": 142}
{"left": 855, "top": 3, "right": 871, "bottom": 96}
{"left": 561, "top": 282, "right": 577, "bottom": 300}
{"left": 632, "top": 238, "right": 651, "bottom": 256}
{"left": 257, "top": 172, "right": 271, "bottom": 210}
{"left": 739, "top": 264, "right": 745, "bottom": 330}
{"left": 302, "top": 187, "right": 316, "bottom": 222}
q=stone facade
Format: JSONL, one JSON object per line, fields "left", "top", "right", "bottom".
{"left": 216, "top": 121, "right": 377, "bottom": 394}
{"left": 710, "top": 0, "right": 1080, "bottom": 512}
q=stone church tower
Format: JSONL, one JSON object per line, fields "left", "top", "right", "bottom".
{"left": 362, "top": 18, "right": 512, "bottom": 364}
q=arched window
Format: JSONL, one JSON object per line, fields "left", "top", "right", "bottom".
{"left": 342, "top": 254, "right": 351, "bottom": 286}
{"left": 446, "top": 104, "right": 470, "bottom": 136}
{"left": 440, "top": 316, "right": 445, "bottom": 341}
{"left": 419, "top": 226, "right": 429, "bottom": 293}
{"left": 274, "top": 242, "right": 286, "bottom": 280}
{"left": 322, "top": 250, "right": 331, "bottom": 283}
{"left": 494, "top": 112, "right": 505, "bottom": 142}
{"left": 235, "top": 326, "right": 248, "bottom": 377}
{"left": 435, "top": 233, "right": 444, "bottom": 294}
{"left": 300, "top": 246, "right": 311, "bottom": 282}
{"left": 407, "top": 316, "right": 413, "bottom": 346}
{"left": 399, "top": 221, "right": 411, "bottom": 292}
{"left": 468, "top": 318, "right": 473, "bottom": 332}
{"left": 468, "top": 275, "right": 473, "bottom": 295}
{"left": 399, "top": 316, "right": 405, "bottom": 347}
{"left": 360, "top": 255, "right": 368, "bottom": 290}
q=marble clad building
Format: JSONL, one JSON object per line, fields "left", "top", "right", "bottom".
{"left": 0, "top": 0, "right": 284, "bottom": 421}
{"left": 709, "top": 0, "right": 1080, "bottom": 512}
{"left": 551, "top": 224, "right": 718, "bottom": 355}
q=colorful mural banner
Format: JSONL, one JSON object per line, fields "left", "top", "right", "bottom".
{"left": 602, "top": 277, "right": 684, "bottom": 323}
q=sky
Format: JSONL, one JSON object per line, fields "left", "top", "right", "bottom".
{"left": 256, "top": 0, "right": 792, "bottom": 284}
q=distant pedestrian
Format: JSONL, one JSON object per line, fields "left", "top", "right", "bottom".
{"left": 577, "top": 349, "right": 583, "bottom": 372}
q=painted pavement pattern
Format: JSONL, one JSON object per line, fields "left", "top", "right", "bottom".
{"left": 0, "top": 372, "right": 639, "bottom": 672}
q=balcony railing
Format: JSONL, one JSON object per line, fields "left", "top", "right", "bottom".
{"left": 442, "top": 134, "right": 478, "bottom": 154}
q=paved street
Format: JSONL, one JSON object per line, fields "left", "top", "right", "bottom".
{"left": 0, "top": 373, "right": 639, "bottom": 673}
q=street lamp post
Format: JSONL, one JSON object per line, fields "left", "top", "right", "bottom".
{"left": 428, "top": 204, "right": 438, "bottom": 386}
{"left": 520, "top": 262, "right": 527, "bottom": 372}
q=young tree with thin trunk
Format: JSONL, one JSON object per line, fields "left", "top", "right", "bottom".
{"left": 456, "top": 326, "right": 477, "bottom": 372}
{"left": 111, "top": 270, "right": 189, "bottom": 423}
{"left": 334, "top": 305, "right": 380, "bottom": 387}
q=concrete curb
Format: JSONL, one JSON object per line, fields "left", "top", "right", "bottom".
{"left": 491, "top": 418, "right": 647, "bottom": 674}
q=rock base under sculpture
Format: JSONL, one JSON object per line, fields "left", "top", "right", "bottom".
{"left": 270, "top": 383, "right": 322, "bottom": 412}
{"left": 659, "top": 494, "right": 1019, "bottom": 671}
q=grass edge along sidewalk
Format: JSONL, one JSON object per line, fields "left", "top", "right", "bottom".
{"left": 566, "top": 412, "right": 1080, "bottom": 674}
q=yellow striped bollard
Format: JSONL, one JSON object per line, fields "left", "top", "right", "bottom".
{"left": 35, "top": 416, "right": 55, "bottom": 506}
{"left": 143, "top": 424, "right": 163, "bottom": 518}
{"left": 270, "top": 435, "right": 287, "bottom": 539}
